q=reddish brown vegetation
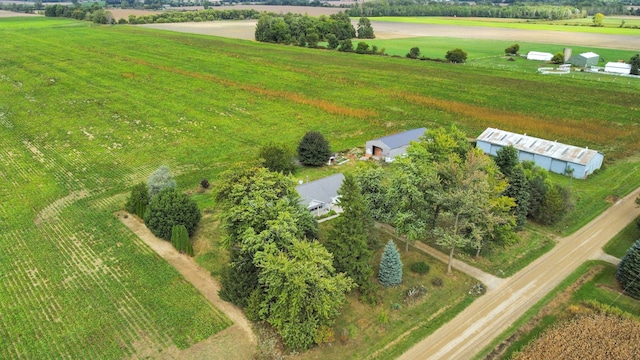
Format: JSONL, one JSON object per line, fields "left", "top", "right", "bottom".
{"left": 132, "top": 59, "right": 376, "bottom": 119}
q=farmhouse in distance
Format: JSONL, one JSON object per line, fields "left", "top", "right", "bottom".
{"left": 476, "top": 127, "right": 604, "bottom": 179}
{"left": 365, "top": 127, "right": 427, "bottom": 162}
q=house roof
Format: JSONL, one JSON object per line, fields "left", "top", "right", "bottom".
{"left": 296, "top": 173, "right": 345, "bottom": 207}
{"left": 374, "top": 128, "right": 427, "bottom": 150}
{"left": 477, "top": 128, "right": 601, "bottom": 166}
{"left": 579, "top": 52, "right": 599, "bottom": 59}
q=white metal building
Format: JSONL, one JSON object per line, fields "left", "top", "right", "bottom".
{"left": 570, "top": 52, "right": 600, "bottom": 67}
{"left": 604, "top": 62, "right": 632, "bottom": 75}
{"left": 526, "top": 51, "right": 554, "bottom": 61}
{"left": 476, "top": 128, "right": 604, "bottom": 179}
{"left": 365, "top": 128, "right": 427, "bottom": 162}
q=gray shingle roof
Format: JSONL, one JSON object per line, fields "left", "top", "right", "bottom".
{"left": 376, "top": 128, "right": 427, "bottom": 149}
{"left": 296, "top": 173, "right": 345, "bottom": 207}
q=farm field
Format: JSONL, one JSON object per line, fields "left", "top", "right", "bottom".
{"left": 475, "top": 262, "right": 640, "bottom": 359}
{"left": 1, "top": 15, "right": 640, "bottom": 358}
{"left": 371, "top": 16, "right": 640, "bottom": 36}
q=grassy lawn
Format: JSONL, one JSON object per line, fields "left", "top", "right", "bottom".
{"left": 474, "top": 261, "right": 640, "bottom": 359}
{"left": 291, "top": 224, "right": 479, "bottom": 359}
{"left": 2, "top": 16, "right": 640, "bottom": 357}
{"left": 604, "top": 218, "right": 640, "bottom": 258}
{"left": 371, "top": 16, "right": 640, "bottom": 35}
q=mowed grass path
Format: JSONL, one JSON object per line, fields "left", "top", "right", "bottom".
{"left": 0, "top": 17, "right": 639, "bottom": 358}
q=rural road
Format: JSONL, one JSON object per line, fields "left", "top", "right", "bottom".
{"left": 399, "top": 187, "right": 640, "bottom": 360}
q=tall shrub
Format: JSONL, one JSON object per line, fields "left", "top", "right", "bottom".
{"left": 144, "top": 188, "right": 201, "bottom": 240}
{"left": 171, "top": 224, "right": 194, "bottom": 256}
{"left": 616, "top": 239, "right": 640, "bottom": 299}
{"left": 379, "top": 241, "right": 402, "bottom": 287}
{"left": 125, "top": 182, "right": 149, "bottom": 218}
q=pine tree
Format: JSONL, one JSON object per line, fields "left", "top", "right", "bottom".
{"left": 147, "top": 165, "right": 176, "bottom": 198}
{"left": 504, "top": 165, "right": 530, "bottom": 230}
{"left": 616, "top": 239, "right": 640, "bottom": 299}
{"left": 325, "top": 174, "right": 374, "bottom": 289}
{"left": 297, "top": 131, "right": 331, "bottom": 167}
{"left": 378, "top": 241, "right": 402, "bottom": 287}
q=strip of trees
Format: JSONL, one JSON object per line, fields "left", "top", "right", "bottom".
{"left": 255, "top": 13, "right": 365, "bottom": 45}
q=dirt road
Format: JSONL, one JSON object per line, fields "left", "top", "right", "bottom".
{"left": 399, "top": 187, "right": 640, "bottom": 360}
{"left": 118, "top": 212, "right": 256, "bottom": 359}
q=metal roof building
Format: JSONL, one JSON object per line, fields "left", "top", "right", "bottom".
{"left": 365, "top": 128, "right": 427, "bottom": 162}
{"left": 526, "top": 51, "right": 554, "bottom": 61}
{"left": 476, "top": 128, "right": 604, "bottom": 179}
{"left": 296, "top": 173, "right": 345, "bottom": 214}
{"left": 570, "top": 52, "right": 599, "bottom": 67}
{"left": 604, "top": 62, "right": 632, "bottom": 75}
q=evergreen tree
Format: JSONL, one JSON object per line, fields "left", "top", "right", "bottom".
{"left": 297, "top": 131, "right": 331, "bottom": 167}
{"left": 616, "top": 239, "right": 640, "bottom": 299}
{"left": 125, "top": 182, "right": 149, "bottom": 218}
{"left": 325, "top": 174, "right": 374, "bottom": 291}
{"left": 219, "top": 247, "right": 259, "bottom": 308}
{"left": 378, "top": 241, "right": 402, "bottom": 287}
{"left": 537, "top": 184, "right": 572, "bottom": 225}
{"left": 147, "top": 165, "right": 176, "bottom": 198}
{"left": 171, "top": 224, "right": 193, "bottom": 256}
{"left": 144, "top": 188, "right": 201, "bottom": 240}
{"left": 495, "top": 145, "right": 519, "bottom": 178}
{"left": 630, "top": 54, "right": 640, "bottom": 76}
{"left": 503, "top": 165, "right": 530, "bottom": 230}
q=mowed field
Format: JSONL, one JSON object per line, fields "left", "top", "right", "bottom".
{"left": 1, "top": 15, "right": 640, "bottom": 358}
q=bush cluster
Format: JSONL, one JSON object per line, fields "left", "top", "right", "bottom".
{"left": 144, "top": 188, "right": 201, "bottom": 241}
{"left": 410, "top": 261, "right": 430, "bottom": 275}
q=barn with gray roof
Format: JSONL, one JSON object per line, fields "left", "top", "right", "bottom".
{"left": 365, "top": 128, "right": 427, "bottom": 162}
{"left": 476, "top": 128, "right": 604, "bottom": 179}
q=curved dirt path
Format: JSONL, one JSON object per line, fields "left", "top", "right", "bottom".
{"left": 399, "top": 187, "right": 640, "bottom": 360}
{"left": 117, "top": 211, "right": 257, "bottom": 359}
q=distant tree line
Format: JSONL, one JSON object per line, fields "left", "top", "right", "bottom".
{"left": 44, "top": 3, "right": 114, "bottom": 24}
{"left": 346, "top": 2, "right": 588, "bottom": 19}
{"left": 127, "top": 9, "right": 261, "bottom": 24}
{"left": 255, "top": 13, "right": 366, "bottom": 45}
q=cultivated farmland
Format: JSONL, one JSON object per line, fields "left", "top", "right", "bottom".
{"left": 1, "top": 16, "right": 640, "bottom": 358}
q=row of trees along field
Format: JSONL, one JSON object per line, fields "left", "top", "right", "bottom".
{"left": 346, "top": 1, "right": 633, "bottom": 18}
{"left": 255, "top": 13, "right": 375, "bottom": 45}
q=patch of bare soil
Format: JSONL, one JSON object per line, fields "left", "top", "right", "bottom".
{"left": 117, "top": 211, "right": 256, "bottom": 359}
{"left": 483, "top": 265, "right": 603, "bottom": 360}
{"left": 35, "top": 189, "right": 90, "bottom": 225}
{"left": 0, "top": 10, "right": 39, "bottom": 17}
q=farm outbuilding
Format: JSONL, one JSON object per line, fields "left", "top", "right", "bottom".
{"left": 526, "top": 51, "right": 554, "bottom": 61}
{"left": 604, "top": 62, "right": 632, "bottom": 75}
{"left": 476, "top": 128, "right": 604, "bottom": 179}
{"left": 570, "top": 52, "right": 600, "bottom": 67}
{"left": 296, "top": 173, "right": 344, "bottom": 215}
{"left": 365, "top": 128, "right": 427, "bottom": 162}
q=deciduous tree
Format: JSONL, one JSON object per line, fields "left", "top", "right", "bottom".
{"left": 357, "top": 17, "right": 375, "bottom": 39}
{"left": 258, "top": 142, "right": 295, "bottom": 174}
{"left": 406, "top": 47, "right": 421, "bottom": 59}
{"left": 354, "top": 162, "right": 390, "bottom": 223}
{"left": 445, "top": 48, "right": 467, "bottom": 63}
{"left": 630, "top": 54, "right": 640, "bottom": 75}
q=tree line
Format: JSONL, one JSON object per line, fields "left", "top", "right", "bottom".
{"left": 254, "top": 13, "right": 375, "bottom": 45}
{"left": 346, "top": 2, "right": 588, "bottom": 19}
{"left": 127, "top": 8, "right": 262, "bottom": 24}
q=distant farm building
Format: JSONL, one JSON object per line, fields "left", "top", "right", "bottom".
{"left": 527, "top": 51, "right": 554, "bottom": 61}
{"left": 296, "top": 173, "right": 344, "bottom": 214}
{"left": 570, "top": 52, "right": 600, "bottom": 67}
{"left": 604, "top": 62, "right": 632, "bottom": 75}
{"left": 365, "top": 128, "right": 427, "bottom": 162}
{"left": 476, "top": 128, "right": 604, "bottom": 179}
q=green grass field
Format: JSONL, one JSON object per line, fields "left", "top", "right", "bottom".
{"left": 359, "top": 37, "right": 637, "bottom": 65}
{"left": 372, "top": 16, "right": 640, "bottom": 35}
{"left": 1, "top": 16, "right": 640, "bottom": 357}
